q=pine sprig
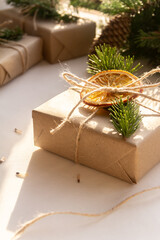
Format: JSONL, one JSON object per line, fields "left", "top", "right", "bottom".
{"left": 87, "top": 44, "right": 142, "bottom": 74}
{"left": 70, "top": 0, "right": 102, "bottom": 11}
{"left": 7, "top": 0, "right": 78, "bottom": 23}
{"left": 7, "top": 0, "right": 59, "bottom": 19}
{"left": 109, "top": 98, "right": 141, "bottom": 138}
{"left": 0, "top": 27, "right": 23, "bottom": 41}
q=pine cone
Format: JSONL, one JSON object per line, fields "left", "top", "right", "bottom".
{"left": 89, "top": 14, "right": 131, "bottom": 54}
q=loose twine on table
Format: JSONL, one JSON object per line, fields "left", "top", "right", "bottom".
{"left": 11, "top": 186, "right": 160, "bottom": 240}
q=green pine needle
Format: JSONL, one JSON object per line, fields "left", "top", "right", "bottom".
{"left": 109, "top": 98, "right": 141, "bottom": 138}
{"left": 70, "top": 0, "right": 148, "bottom": 15}
{"left": 0, "top": 27, "right": 23, "bottom": 41}
{"left": 99, "top": 0, "right": 144, "bottom": 15}
{"left": 135, "top": 29, "right": 160, "bottom": 53}
{"left": 87, "top": 44, "right": 142, "bottom": 74}
{"left": 119, "top": 0, "right": 160, "bottom": 64}
{"left": 7, "top": 0, "right": 78, "bottom": 23}
{"left": 70, "top": 0, "right": 102, "bottom": 11}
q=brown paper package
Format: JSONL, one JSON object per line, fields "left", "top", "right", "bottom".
{"left": 0, "top": 8, "right": 96, "bottom": 63}
{"left": 0, "top": 35, "right": 42, "bottom": 86}
{"left": 32, "top": 89, "right": 160, "bottom": 184}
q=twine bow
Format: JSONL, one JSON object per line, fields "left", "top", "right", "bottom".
{"left": 63, "top": 69, "right": 160, "bottom": 108}
{"left": 51, "top": 68, "right": 160, "bottom": 136}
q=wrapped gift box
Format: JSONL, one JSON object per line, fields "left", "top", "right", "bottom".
{"left": 0, "top": 8, "right": 96, "bottom": 63}
{"left": 32, "top": 89, "right": 160, "bottom": 183}
{"left": 0, "top": 35, "right": 42, "bottom": 86}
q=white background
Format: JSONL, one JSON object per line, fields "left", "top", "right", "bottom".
{"left": 0, "top": 1, "right": 160, "bottom": 239}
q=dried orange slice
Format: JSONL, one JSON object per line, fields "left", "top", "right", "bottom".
{"left": 80, "top": 70, "right": 142, "bottom": 106}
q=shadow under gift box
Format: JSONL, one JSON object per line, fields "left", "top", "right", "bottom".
{"left": 32, "top": 89, "right": 160, "bottom": 184}
{"left": 0, "top": 35, "right": 42, "bottom": 86}
{"left": 0, "top": 8, "right": 96, "bottom": 64}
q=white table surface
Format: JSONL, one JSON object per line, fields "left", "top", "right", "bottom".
{"left": 1, "top": 1, "right": 160, "bottom": 240}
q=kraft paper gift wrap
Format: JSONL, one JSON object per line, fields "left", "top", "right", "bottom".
{"left": 0, "top": 8, "right": 96, "bottom": 63}
{"left": 0, "top": 35, "right": 42, "bottom": 86}
{"left": 32, "top": 89, "right": 160, "bottom": 184}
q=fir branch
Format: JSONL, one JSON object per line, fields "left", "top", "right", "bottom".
{"left": 100, "top": 0, "right": 134, "bottom": 15}
{"left": 136, "top": 29, "right": 160, "bottom": 52}
{"left": 0, "top": 27, "right": 23, "bottom": 41}
{"left": 123, "top": 0, "right": 160, "bottom": 64}
{"left": 87, "top": 44, "right": 142, "bottom": 74}
{"left": 70, "top": 0, "right": 160, "bottom": 16}
{"left": 109, "top": 98, "right": 141, "bottom": 138}
{"left": 98, "top": 0, "right": 158, "bottom": 15}
{"left": 7, "top": 0, "right": 78, "bottom": 23}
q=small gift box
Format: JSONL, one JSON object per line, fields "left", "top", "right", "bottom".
{"left": 0, "top": 8, "right": 96, "bottom": 64}
{"left": 32, "top": 89, "right": 160, "bottom": 184}
{"left": 0, "top": 35, "right": 42, "bottom": 86}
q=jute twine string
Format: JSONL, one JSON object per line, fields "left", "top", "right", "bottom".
{"left": 0, "top": 20, "right": 13, "bottom": 28}
{"left": 20, "top": 4, "right": 37, "bottom": 16}
{"left": 17, "top": 4, "right": 39, "bottom": 31}
{"left": 75, "top": 108, "right": 99, "bottom": 163}
{"left": 0, "top": 41, "right": 26, "bottom": 72}
{"left": 135, "top": 100, "right": 160, "bottom": 116}
{"left": 32, "top": 8, "right": 39, "bottom": 31}
{"left": 0, "top": 38, "right": 28, "bottom": 83}
{"left": 0, "top": 21, "right": 28, "bottom": 69}
{"left": 50, "top": 68, "right": 160, "bottom": 136}
{"left": 5, "top": 38, "right": 28, "bottom": 72}
{"left": 11, "top": 186, "right": 160, "bottom": 240}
